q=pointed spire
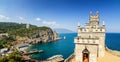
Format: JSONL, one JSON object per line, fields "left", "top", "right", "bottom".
{"left": 96, "top": 11, "right": 99, "bottom": 16}
{"left": 78, "top": 21, "right": 80, "bottom": 27}
{"left": 90, "top": 11, "right": 92, "bottom": 16}
{"left": 102, "top": 21, "right": 105, "bottom": 26}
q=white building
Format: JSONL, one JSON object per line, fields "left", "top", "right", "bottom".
{"left": 65, "top": 11, "right": 106, "bottom": 62}
{"left": 0, "top": 48, "right": 8, "bottom": 56}
{"left": 26, "top": 23, "right": 30, "bottom": 28}
{"left": 0, "top": 48, "right": 8, "bottom": 53}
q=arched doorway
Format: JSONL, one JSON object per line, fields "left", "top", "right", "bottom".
{"left": 82, "top": 47, "right": 89, "bottom": 62}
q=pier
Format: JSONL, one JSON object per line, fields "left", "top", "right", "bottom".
{"left": 42, "top": 55, "right": 64, "bottom": 62}
{"left": 24, "top": 50, "right": 43, "bottom": 55}
{"left": 42, "top": 57, "right": 64, "bottom": 62}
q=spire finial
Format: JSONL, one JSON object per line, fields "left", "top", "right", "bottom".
{"left": 90, "top": 11, "right": 92, "bottom": 15}
{"left": 102, "top": 21, "right": 105, "bottom": 25}
{"left": 78, "top": 21, "right": 80, "bottom": 27}
{"left": 96, "top": 11, "right": 99, "bottom": 16}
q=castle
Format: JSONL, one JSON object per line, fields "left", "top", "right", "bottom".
{"left": 65, "top": 11, "right": 106, "bottom": 62}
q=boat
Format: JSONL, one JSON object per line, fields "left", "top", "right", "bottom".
{"left": 47, "top": 55, "right": 63, "bottom": 60}
{"left": 64, "top": 36, "right": 66, "bottom": 39}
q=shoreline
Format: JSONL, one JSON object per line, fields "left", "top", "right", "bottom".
{"left": 97, "top": 47, "right": 120, "bottom": 62}
{"left": 28, "top": 45, "right": 120, "bottom": 62}
{"left": 105, "top": 46, "right": 120, "bottom": 57}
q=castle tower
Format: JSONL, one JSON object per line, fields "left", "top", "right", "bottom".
{"left": 74, "top": 11, "right": 106, "bottom": 62}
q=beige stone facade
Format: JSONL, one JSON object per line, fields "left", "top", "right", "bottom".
{"left": 65, "top": 11, "right": 106, "bottom": 62}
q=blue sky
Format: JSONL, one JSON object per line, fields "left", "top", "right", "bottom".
{"left": 0, "top": 0, "right": 120, "bottom": 32}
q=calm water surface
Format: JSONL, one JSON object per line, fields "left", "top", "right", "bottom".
{"left": 29, "top": 33, "right": 120, "bottom": 60}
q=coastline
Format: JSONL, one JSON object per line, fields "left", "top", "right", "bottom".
{"left": 97, "top": 47, "right": 120, "bottom": 62}
{"left": 15, "top": 33, "right": 120, "bottom": 62}
{"left": 105, "top": 46, "right": 120, "bottom": 57}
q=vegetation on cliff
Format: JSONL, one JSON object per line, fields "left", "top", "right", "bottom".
{"left": 0, "top": 50, "right": 24, "bottom": 62}
{"left": 0, "top": 22, "right": 58, "bottom": 48}
{"left": 0, "top": 22, "right": 51, "bottom": 37}
{"left": 0, "top": 36, "right": 16, "bottom": 49}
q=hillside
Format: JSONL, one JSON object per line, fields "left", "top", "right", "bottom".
{"left": 0, "top": 22, "right": 59, "bottom": 43}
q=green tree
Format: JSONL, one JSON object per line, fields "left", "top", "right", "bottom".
{"left": 0, "top": 51, "right": 24, "bottom": 62}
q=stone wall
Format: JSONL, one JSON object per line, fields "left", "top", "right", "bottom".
{"left": 74, "top": 44, "right": 98, "bottom": 62}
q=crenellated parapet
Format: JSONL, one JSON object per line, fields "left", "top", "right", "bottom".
{"left": 78, "top": 27, "right": 105, "bottom": 32}
{"left": 78, "top": 11, "right": 105, "bottom": 36}
{"left": 74, "top": 36, "right": 99, "bottom": 45}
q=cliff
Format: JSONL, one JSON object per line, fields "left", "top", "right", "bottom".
{"left": 0, "top": 22, "right": 59, "bottom": 43}
{"left": 30, "top": 28, "right": 59, "bottom": 43}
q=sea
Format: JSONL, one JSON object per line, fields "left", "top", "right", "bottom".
{"left": 28, "top": 33, "right": 120, "bottom": 60}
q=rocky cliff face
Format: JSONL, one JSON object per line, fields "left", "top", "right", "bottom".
{"left": 31, "top": 29, "right": 59, "bottom": 43}
{"left": 14, "top": 29, "right": 59, "bottom": 45}
{"left": 0, "top": 22, "right": 59, "bottom": 44}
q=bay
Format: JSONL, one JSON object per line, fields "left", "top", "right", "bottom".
{"left": 29, "top": 33, "right": 120, "bottom": 60}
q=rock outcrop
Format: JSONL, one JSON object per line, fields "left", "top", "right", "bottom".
{"left": 30, "top": 29, "right": 59, "bottom": 43}
{"left": 0, "top": 22, "right": 59, "bottom": 46}
{"left": 13, "top": 29, "right": 59, "bottom": 45}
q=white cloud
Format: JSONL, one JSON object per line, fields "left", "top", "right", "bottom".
{"left": 17, "top": 16, "right": 29, "bottom": 24}
{"left": 6, "top": 17, "right": 10, "bottom": 20}
{"left": 0, "top": 15, "right": 5, "bottom": 19}
{"left": 42, "top": 21, "right": 59, "bottom": 26}
{"left": 18, "top": 16, "right": 24, "bottom": 20}
{"left": 36, "top": 18, "right": 41, "bottom": 21}
{"left": 0, "top": 15, "right": 10, "bottom": 20}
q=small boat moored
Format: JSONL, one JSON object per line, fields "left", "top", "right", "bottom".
{"left": 64, "top": 36, "right": 66, "bottom": 40}
{"left": 47, "top": 55, "right": 63, "bottom": 60}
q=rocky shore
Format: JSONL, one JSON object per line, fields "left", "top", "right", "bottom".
{"left": 13, "top": 28, "right": 60, "bottom": 45}
{"left": 30, "top": 29, "right": 59, "bottom": 43}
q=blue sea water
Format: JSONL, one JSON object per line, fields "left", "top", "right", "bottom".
{"left": 29, "top": 33, "right": 120, "bottom": 60}
{"left": 105, "top": 33, "right": 120, "bottom": 51}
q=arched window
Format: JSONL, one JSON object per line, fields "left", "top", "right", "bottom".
{"left": 82, "top": 47, "right": 90, "bottom": 62}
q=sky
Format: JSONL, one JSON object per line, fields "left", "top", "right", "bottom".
{"left": 0, "top": 0, "right": 120, "bottom": 32}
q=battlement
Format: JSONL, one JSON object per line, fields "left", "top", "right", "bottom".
{"left": 78, "top": 27, "right": 105, "bottom": 33}
{"left": 78, "top": 11, "right": 105, "bottom": 33}
{"left": 76, "top": 11, "right": 106, "bottom": 60}
{"left": 74, "top": 36, "right": 99, "bottom": 44}
{"left": 65, "top": 11, "right": 106, "bottom": 62}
